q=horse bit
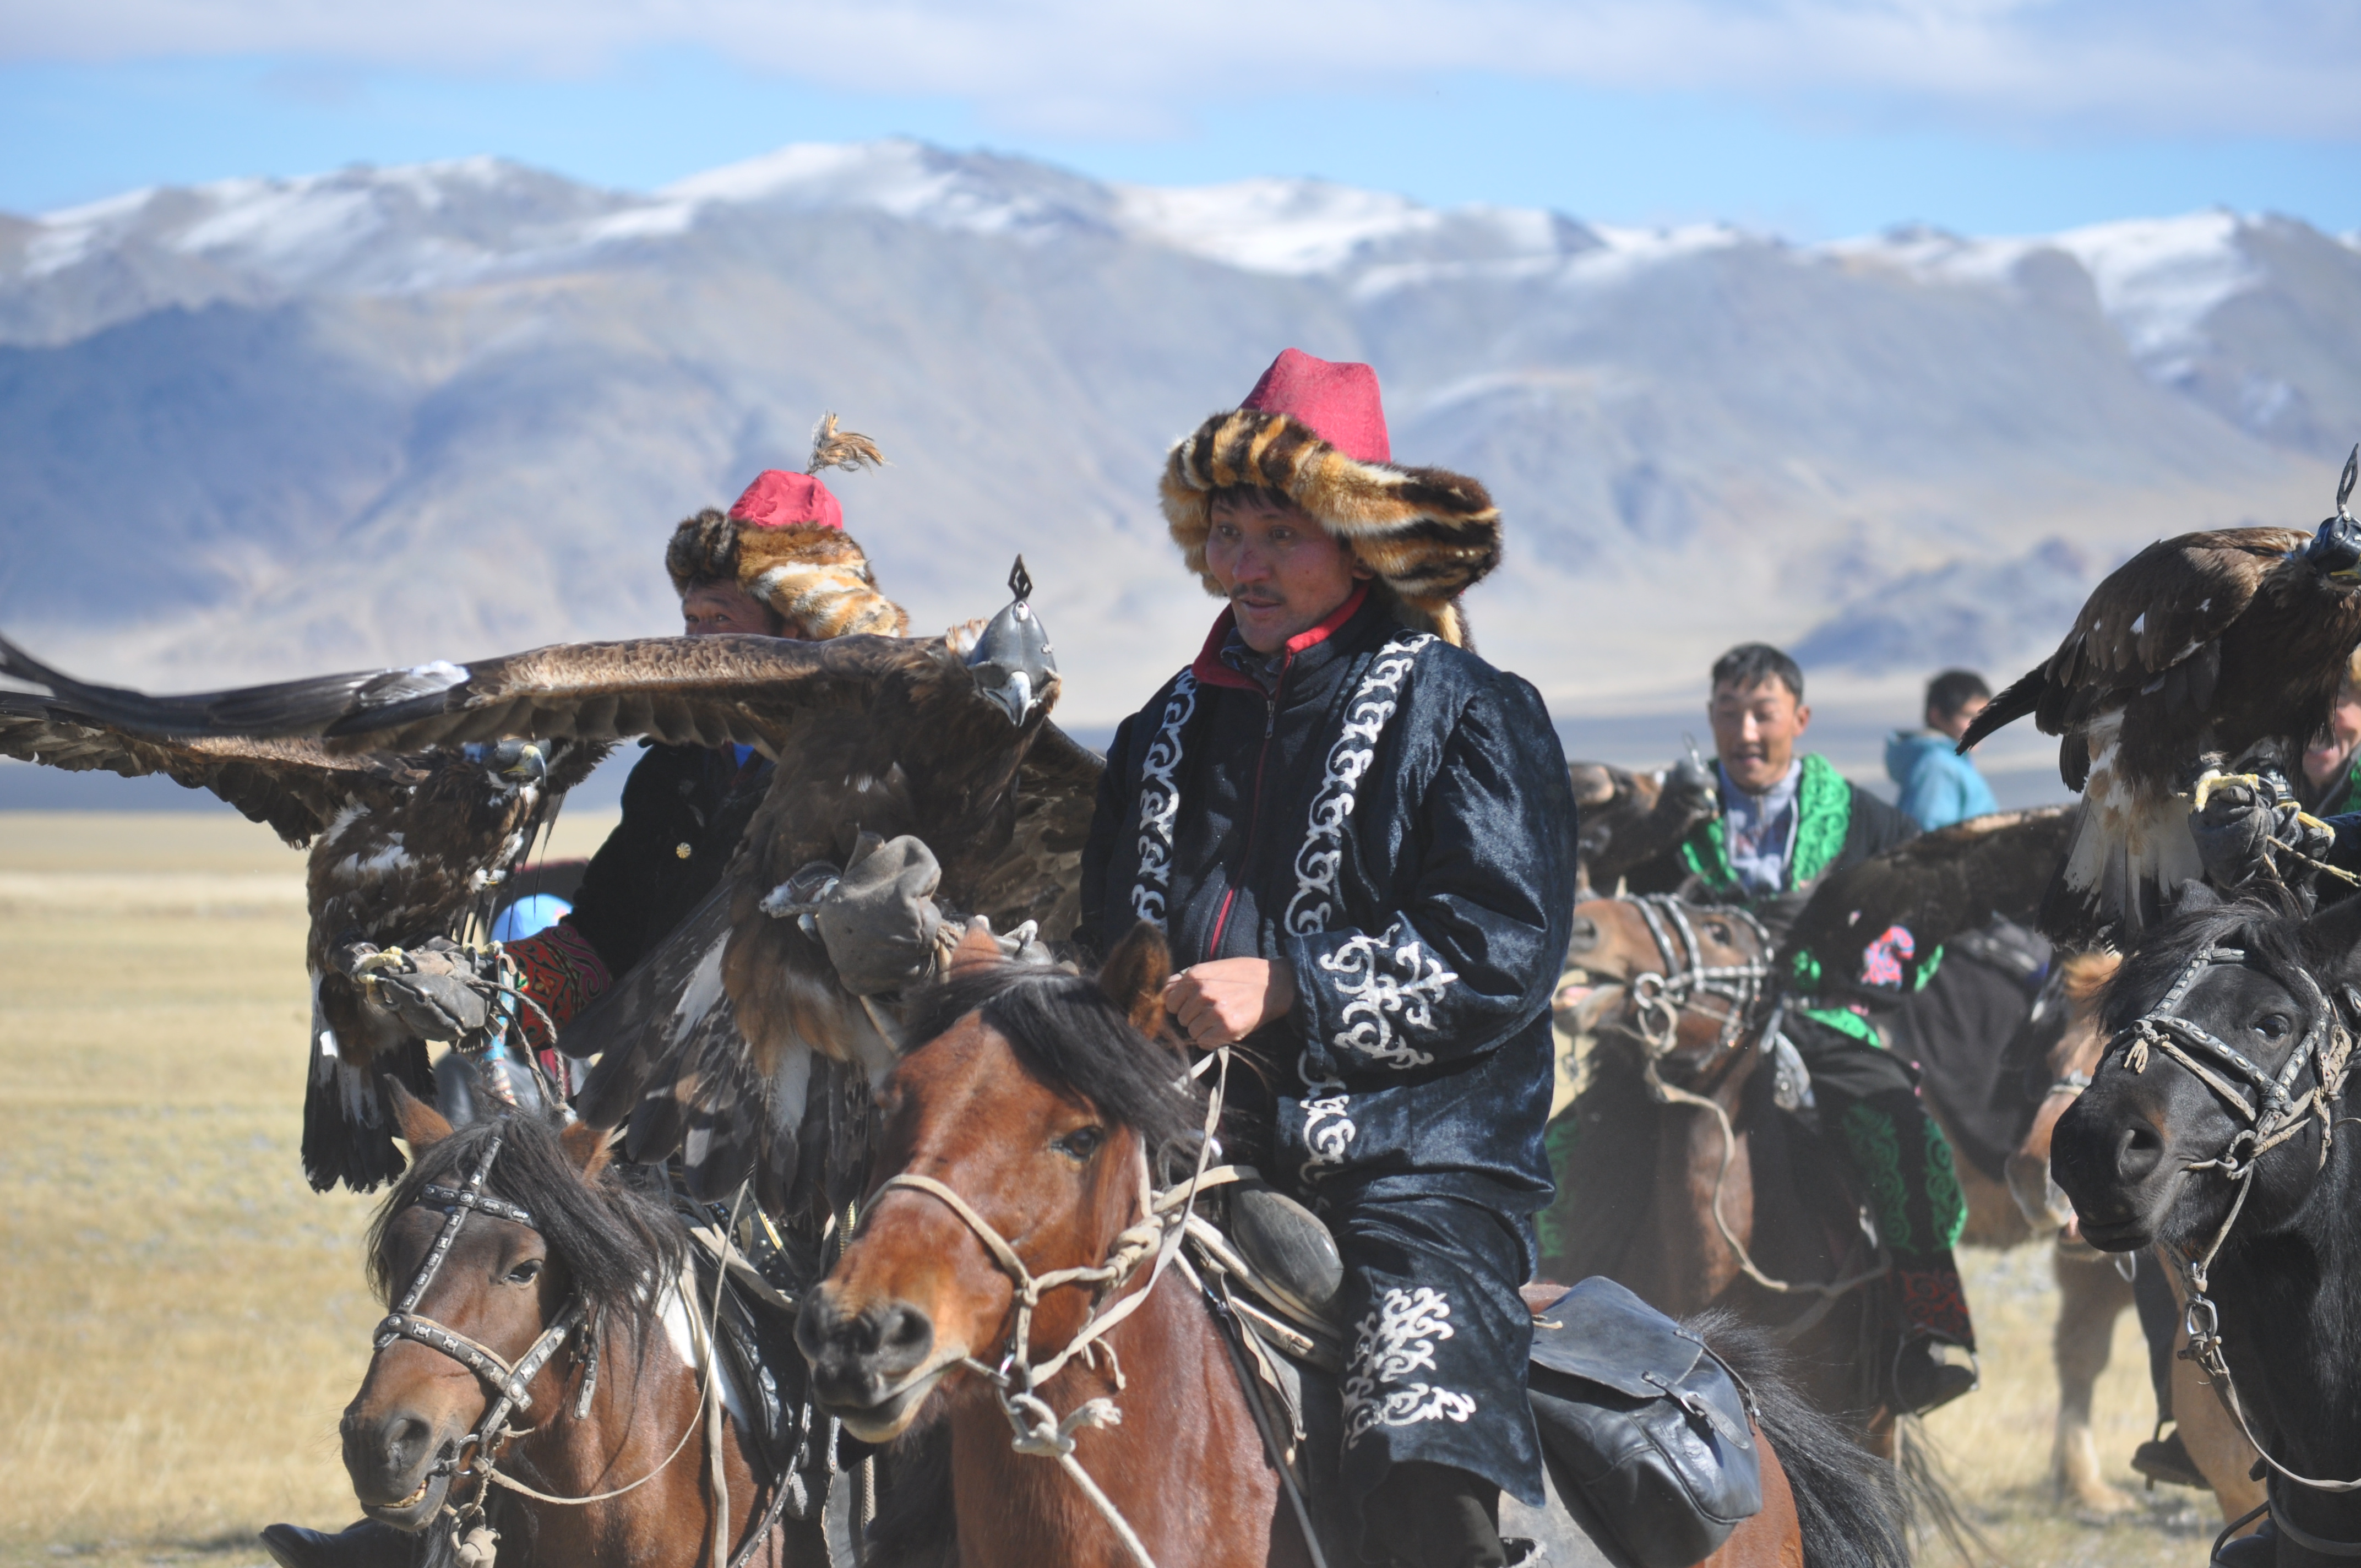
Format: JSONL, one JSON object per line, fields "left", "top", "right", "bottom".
{"left": 2106, "top": 944, "right": 2361, "bottom": 1532}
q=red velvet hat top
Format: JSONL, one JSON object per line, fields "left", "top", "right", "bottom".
{"left": 1238, "top": 347, "right": 1390, "bottom": 464}
{"left": 727, "top": 469, "right": 844, "bottom": 531}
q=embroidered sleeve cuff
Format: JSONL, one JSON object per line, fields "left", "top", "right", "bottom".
{"left": 503, "top": 919, "right": 614, "bottom": 1050}
{"left": 1286, "top": 921, "right": 1461, "bottom": 1076}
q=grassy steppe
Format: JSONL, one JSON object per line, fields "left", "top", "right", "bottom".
{"left": 0, "top": 810, "right": 2231, "bottom": 1565}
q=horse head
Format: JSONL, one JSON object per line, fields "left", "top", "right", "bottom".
{"left": 797, "top": 922, "right": 1199, "bottom": 1444}
{"left": 2004, "top": 951, "right": 2122, "bottom": 1234}
{"left": 1563, "top": 893, "right": 1774, "bottom": 1090}
{"left": 2054, "top": 885, "right": 2361, "bottom": 1261}
{"left": 342, "top": 1089, "right": 675, "bottom": 1529}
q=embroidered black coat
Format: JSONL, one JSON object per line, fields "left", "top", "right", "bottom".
{"left": 1077, "top": 591, "right": 1579, "bottom": 1215}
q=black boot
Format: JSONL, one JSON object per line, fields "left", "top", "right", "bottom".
{"left": 1892, "top": 1336, "right": 1978, "bottom": 1416}
{"left": 259, "top": 1520, "right": 417, "bottom": 1568}
{"left": 2132, "top": 1427, "right": 2208, "bottom": 1490}
{"left": 2214, "top": 1514, "right": 2276, "bottom": 1568}
{"left": 1363, "top": 1462, "right": 1508, "bottom": 1568}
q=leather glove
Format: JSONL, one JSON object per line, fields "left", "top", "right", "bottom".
{"left": 341, "top": 936, "right": 496, "bottom": 1041}
{"left": 2191, "top": 772, "right": 2329, "bottom": 891}
{"left": 814, "top": 834, "right": 947, "bottom": 996}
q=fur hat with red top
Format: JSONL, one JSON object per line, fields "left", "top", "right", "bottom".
{"left": 666, "top": 415, "right": 909, "bottom": 639}
{"left": 1160, "top": 347, "right": 1501, "bottom": 649}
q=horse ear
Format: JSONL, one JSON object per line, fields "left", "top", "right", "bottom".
{"left": 559, "top": 1120, "right": 615, "bottom": 1183}
{"left": 946, "top": 917, "right": 1005, "bottom": 977}
{"left": 2171, "top": 878, "right": 2223, "bottom": 913}
{"left": 1099, "top": 921, "right": 1173, "bottom": 1038}
{"left": 388, "top": 1080, "right": 454, "bottom": 1150}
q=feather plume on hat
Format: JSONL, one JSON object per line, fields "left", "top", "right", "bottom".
{"left": 666, "top": 413, "right": 907, "bottom": 639}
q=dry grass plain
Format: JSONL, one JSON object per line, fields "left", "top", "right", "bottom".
{"left": 1, "top": 809, "right": 2231, "bottom": 1567}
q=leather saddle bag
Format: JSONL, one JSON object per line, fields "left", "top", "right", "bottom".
{"left": 1526, "top": 1277, "right": 1763, "bottom": 1568}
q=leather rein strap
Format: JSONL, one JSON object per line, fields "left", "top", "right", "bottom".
{"left": 2110, "top": 946, "right": 2361, "bottom": 1501}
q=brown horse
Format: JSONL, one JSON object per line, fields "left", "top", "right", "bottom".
{"left": 2005, "top": 952, "right": 2266, "bottom": 1528}
{"left": 1548, "top": 894, "right": 1895, "bottom": 1437}
{"left": 798, "top": 924, "right": 1908, "bottom": 1568}
{"left": 337, "top": 1087, "right": 834, "bottom": 1567}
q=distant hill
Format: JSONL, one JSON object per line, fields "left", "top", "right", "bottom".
{"left": 3, "top": 138, "right": 2356, "bottom": 772}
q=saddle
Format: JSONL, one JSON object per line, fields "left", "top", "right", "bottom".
{"left": 1210, "top": 1179, "right": 1762, "bottom": 1568}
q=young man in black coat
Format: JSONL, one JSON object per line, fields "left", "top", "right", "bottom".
{"left": 1622, "top": 643, "right": 1978, "bottom": 1414}
{"left": 1079, "top": 349, "right": 1578, "bottom": 1568}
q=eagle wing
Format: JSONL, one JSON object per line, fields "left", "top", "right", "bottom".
{"left": 0, "top": 630, "right": 947, "bottom": 754}
{"left": 1780, "top": 807, "right": 2076, "bottom": 998}
{"left": 0, "top": 687, "right": 422, "bottom": 844}
{"left": 964, "top": 720, "right": 1104, "bottom": 941}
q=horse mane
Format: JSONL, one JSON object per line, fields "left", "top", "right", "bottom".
{"left": 2100, "top": 885, "right": 2319, "bottom": 1037}
{"left": 366, "top": 1113, "right": 688, "bottom": 1322}
{"left": 902, "top": 965, "right": 1201, "bottom": 1160}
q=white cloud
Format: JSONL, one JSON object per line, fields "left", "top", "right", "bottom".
{"left": 2, "top": 0, "right": 2354, "bottom": 142}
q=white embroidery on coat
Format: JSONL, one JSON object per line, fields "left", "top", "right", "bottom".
{"left": 1281, "top": 633, "right": 1433, "bottom": 937}
{"left": 1297, "top": 1053, "right": 1357, "bottom": 1185}
{"left": 1318, "top": 922, "right": 1457, "bottom": 1070}
{"left": 1342, "top": 1287, "right": 1477, "bottom": 1446}
{"left": 1129, "top": 671, "right": 1197, "bottom": 925}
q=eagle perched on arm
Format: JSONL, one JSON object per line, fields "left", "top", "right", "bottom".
{"left": 1961, "top": 447, "right": 2361, "bottom": 945}
{"left": 2, "top": 565, "right": 1093, "bottom": 1218}
{"left": 0, "top": 680, "right": 610, "bottom": 1190}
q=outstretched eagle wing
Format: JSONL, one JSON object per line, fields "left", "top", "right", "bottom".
{"left": 0, "top": 630, "right": 947, "bottom": 755}
{"left": 1780, "top": 807, "right": 2076, "bottom": 999}
{"left": 0, "top": 686, "right": 423, "bottom": 844}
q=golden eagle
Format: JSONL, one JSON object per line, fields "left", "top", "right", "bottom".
{"left": 1, "top": 567, "right": 1095, "bottom": 1219}
{"left": 1961, "top": 447, "right": 2361, "bottom": 944}
{"left": 0, "top": 682, "right": 609, "bottom": 1189}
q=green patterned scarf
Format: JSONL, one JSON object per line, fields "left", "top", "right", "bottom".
{"left": 1679, "top": 752, "right": 1852, "bottom": 896}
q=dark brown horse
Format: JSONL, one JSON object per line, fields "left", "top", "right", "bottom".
{"left": 338, "top": 1088, "right": 833, "bottom": 1567}
{"left": 1548, "top": 894, "right": 1894, "bottom": 1438}
{"left": 798, "top": 924, "right": 1910, "bottom": 1568}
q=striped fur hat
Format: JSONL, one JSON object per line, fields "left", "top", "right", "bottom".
{"left": 666, "top": 415, "right": 909, "bottom": 640}
{"left": 1160, "top": 349, "right": 1501, "bottom": 649}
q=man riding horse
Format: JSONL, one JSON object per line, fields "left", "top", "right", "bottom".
{"left": 1620, "top": 643, "right": 1979, "bottom": 1415}
{"left": 263, "top": 434, "right": 910, "bottom": 1568}
{"left": 1076, "top": 349, "right": 1579, "bottom": 1568}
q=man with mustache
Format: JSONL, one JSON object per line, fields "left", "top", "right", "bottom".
{"left": 1623, "top": 644, "right": 1977, "bottom": 1415}
{"left": 1078, "top": 350, "right": 1577, "bottom": 1567}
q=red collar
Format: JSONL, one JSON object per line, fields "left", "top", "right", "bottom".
{"left": 1188, "top": 585, "right": 1370, "bottom": 690}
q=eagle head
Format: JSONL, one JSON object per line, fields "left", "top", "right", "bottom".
{"left": 966, "top": 556, "right": 1057, "bottom": 726}
{"left": 465, "top": 737, "right": 548, "bottom": 786}
{"left": 2306, "top": 444, "right": 2361, "bottom": 579}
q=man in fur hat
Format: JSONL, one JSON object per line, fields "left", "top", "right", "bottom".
{"left": 1078, "top": 349, "right": 1578, "bottom": 1568}
{"left": 262, "top": 420, "right": 905, "bottom": 1568}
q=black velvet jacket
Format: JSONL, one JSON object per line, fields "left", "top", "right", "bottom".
{"left": 1078, "top": 590, "right": 1579, "bottom": 1215}
{"left": 566, "top": 741, "right": 772, "bottom": 978}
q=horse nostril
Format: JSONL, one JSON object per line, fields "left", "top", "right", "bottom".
{"left": 2114, "top": 1120, "right": 2164, "bottom": 1184}
{"left": 1566, "top": 917, "right": 1598, "bottom": 955}
{"left": 383, "top": 1414, "right": 432, "bottom": 1472}
{"left": 873, "top": 1303, "right": 934, "bottom": 1374}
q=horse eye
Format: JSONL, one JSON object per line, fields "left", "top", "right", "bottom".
{"left": 1706, "top": 923, "right": 1731, "bottom": 944}
{"left": 1053, "top": 1126, "right": 1105, "bottom": 1162}
{"left": 506, "top": 1259, "right": 543, "bottom": 1285}
{"left": 2256, "top": 1014, "right": 2293, "bottom": 1041}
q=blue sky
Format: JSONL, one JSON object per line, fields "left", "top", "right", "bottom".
{"left": 3, "top": 2, "right": 2356, "bottom": 239}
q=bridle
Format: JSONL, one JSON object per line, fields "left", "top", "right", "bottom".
{"left": 374, "top": 1130, "right": 586, "bottom": 1512}
{"left": 1595, "top": 894, "right": 1884, "bottom": 1323}
{"left": 861, "top": 1046, "right": 1234, "bottom": 1568}
{"left": 1617, "top": 895, "right": 1773, "bottom": 1060}
{"left": 368, "top": 1129, "right": 784, "bottom": 1568}
{"left": 2108, "top": 945, "right": 2354, "bottom": 1293}
{"left": 2102, "top": 944, "right": 2361, "bottom": 1525}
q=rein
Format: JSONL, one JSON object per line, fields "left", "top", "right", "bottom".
{"left": 869, "top": 1046, "right": 1234, "bottom": 1568}
{"left": 2108, "top": 945, "right": 2361, "bottom": 1499}
{"left": 370, "top": 1131, "right": 784, "bottom": 1568}
{"left": 1603, "top": 895, "right": 1885, "bottom": 1319}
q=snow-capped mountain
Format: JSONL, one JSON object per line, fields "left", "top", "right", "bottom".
{"left": 2, "top": 139, "right": 2355, "bottom": 755}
